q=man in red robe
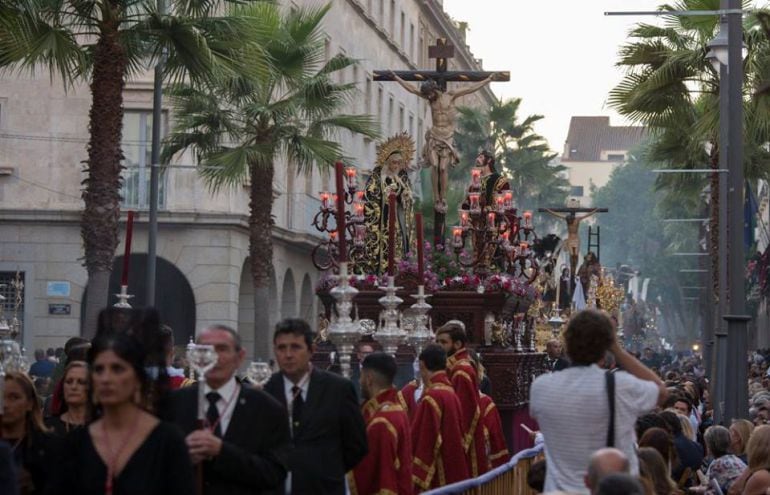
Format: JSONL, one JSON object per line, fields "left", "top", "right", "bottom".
{"left": 349, "top": 352, "right": 413, "bottom": 495}
{"left": 412, "top": 344, "right": 470, "bottom": 492}
{"left": 398, "top": 379, "right": 419, "bottom": 419}
{"left": 479, "top": 392, "right": 509, "bottom": 469}
{"left": 436, "top": 321, "right": 488, "bottom": 476}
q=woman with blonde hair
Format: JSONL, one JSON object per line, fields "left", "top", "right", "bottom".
{"left": 638, "top": 447, "right": 681, "bottom": 495}
{"left": 45, "top": 361, "right": 90, "bottom": 436}
{"left": 727, "top": 425, "right": 770, "bottom": 495}
{"left": 1, "top": 371, "right": 61, "bottom": 494}
{"left": 730, "top": 419, "right": 754, "bottom": 464}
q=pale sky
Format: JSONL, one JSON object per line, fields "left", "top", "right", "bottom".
{"left": 442, "top": 0, "right": 663, "bottom": 154}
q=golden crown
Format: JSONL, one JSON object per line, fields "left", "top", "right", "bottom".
{"left": 375, "top": 132, "right": 416, "bottom": 167}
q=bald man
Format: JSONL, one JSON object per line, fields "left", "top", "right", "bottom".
{"left": 585, "top": 448, "right": 630, "bottom": 495}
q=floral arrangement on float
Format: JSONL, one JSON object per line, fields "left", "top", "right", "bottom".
{"left": 315, "top": 239, "right": 541, "bottom": 309}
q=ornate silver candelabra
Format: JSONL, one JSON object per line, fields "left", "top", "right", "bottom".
{"left": 376, "top": 276, "right": 406, "bottom": 356}
{"left": 328, "top": 262, "right": 361, "bottom": 377}
{"left": 406, "top": 285, "right": 433, "bottom": 355}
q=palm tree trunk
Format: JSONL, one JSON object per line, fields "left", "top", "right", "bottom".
{"left": 81, "top": 17, "right": 128, "bottom": 338}
{"left": 249, "top": 159, "right": 275, "bottom": 359}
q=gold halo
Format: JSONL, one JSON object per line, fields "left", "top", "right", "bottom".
{"left": 375, "top": 132, "right": 415, "bottom": 167}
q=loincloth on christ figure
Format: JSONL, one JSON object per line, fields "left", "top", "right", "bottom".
{"left": 421, "top": 128, "right": 459, "bottom": 168}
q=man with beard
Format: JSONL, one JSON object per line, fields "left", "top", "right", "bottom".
{"left": 435, "top": 320, "right": 488, "bottom": 476}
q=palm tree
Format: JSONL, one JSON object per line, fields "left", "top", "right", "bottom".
{"left": 0, "top": 0, "right": 260, "bottom": 335}
{"left": 162, "top": 2, "right": 379, "bottom": 358}
{"left": 608, "top": 0, "right": 770, "bottom": 306}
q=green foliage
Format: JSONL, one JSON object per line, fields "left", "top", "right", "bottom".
{"left": 162, "top": 2, "right": 380, "bottom": 188}
{"left": 609, "top": 0, "right": 770, "bottom": 213}
{"left": 453, "top": 98, "right": 568, "bottom": 216}
{"left": 592, "top": 148, "right": 702, "bottom": 340}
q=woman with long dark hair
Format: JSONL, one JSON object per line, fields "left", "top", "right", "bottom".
{"left": 55, "top": 332, "right": 194, "bottom": 494}
{"left": 2, "top": 371, "right": 61, "bottom": 495}
{"left": 45, "top": 361, "right": 90, "bottom": 436}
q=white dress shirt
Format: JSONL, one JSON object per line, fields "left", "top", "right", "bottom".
{"left": 202, "top": 376, "right": 238, "bottom": 436}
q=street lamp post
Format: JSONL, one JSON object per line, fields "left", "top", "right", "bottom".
{"left": 707, "top": 2, "right": 751, "bottom": 421}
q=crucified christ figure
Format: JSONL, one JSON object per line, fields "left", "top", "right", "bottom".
{"left": 391, "top": 72, "right": 494, "bottom": 213}
{"left": 543, "top": 208, "right": 599, "bottom": 281}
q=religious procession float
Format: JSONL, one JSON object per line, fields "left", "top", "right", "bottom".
{"left": 310, "top": 132, "right": 626, "bottom": 449}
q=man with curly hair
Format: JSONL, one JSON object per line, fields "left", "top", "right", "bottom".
{"left": 529, "top": 309, "right": 667, "bottom": 494}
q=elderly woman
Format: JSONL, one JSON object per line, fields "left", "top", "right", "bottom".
{"left": 697, "top": 425, "right": 746, "bottom": 494}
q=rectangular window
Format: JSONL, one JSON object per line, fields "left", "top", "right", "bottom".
{"left": 607, "top": 153, "right": 625, "bottom": 162}
{"left": 390, "top": 0, "right": 395, "bottom": 37}
{"left": 0, "top": 271, "right": 24, "bottom": 341}
{"left": 570, "top": 186, "right": 585, "bottom": 197}
{"left": 401, "top": 11, "right": 405, "bottom": 48}
{"left": 365, "top": 78, "right": 373, "bottom": 115}
{"left": 121, "top": 111, "right": 167, "bottom": 209}
{"left": 388, "top": 96, "right": 394, "bottom": 134}
{"left": 377, "top": 86, "right": 384, "bottom": 123}
{"left": 399, "top": 105, "right": 405, "bottom": 133}
{"left": 410, "top": 23, "right": 415, "bottom": 60}
{"left": 379, "top": 0, "right": 384, "bottom": 24}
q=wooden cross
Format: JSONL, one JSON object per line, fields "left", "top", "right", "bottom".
{"left": 373, "top": 38, "right": 510, "bottom": 90}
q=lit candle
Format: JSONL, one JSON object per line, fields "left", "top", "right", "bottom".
{"left": 355, "top": 191, "right": 365, "bottom": 202}
{"left": 471, "top": 167, "right": 483, "bottom": 189}
{"left": 452, "top": 226, "right": 464, "bottom": 248}
{"left": 121, "top": 210, "right": 135, "bottom": 287}
{"left": 523, "top": 210, "right": 533, "bottom": 229}
{"left": 334, "top": 162, "right": 347, "bottom": 262}
{"left": 416, "top": 212, "right": 424, "bottom": 286}
{"left": 520, "top": 241, "right": 529, "bottom": 255}
{"left": 345, "top": 166, "right": 357, "bottom": 191}
{"left": 330, "top": 231, "right": 338, "bottom": 243}
{"left": 495, "top": 193, "right": 505, "bottom": 213}
{"left": 320, "top": 191, "right": 331, "bottom": 210}
{"left": 503, "top": 191, "right": 514, "bottom": 211}
{"left": 354, "top": 224, "right": 366, "bottom": 247}
{"left": 388, "top": 192, "right": 396, "bottom": 276}
{"left": 469, "top": 193, "right": 481, "bottom": 214}
{"left": 501, "top": 231, "right": 511, "bottom": 251}
{"left": 331, "top": 194, "right": 339, "bottom": 213}
{"left": 458, "top": 209, "right": 470, "bottom": 229}
{"left": 487, "top": 211, "right": 496, "bottom": 230}
{"left": 353, "top": 201, "right": 365, "bottom": 222}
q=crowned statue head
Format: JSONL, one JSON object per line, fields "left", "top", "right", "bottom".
{"left": 376, "top": 132, "right": 416, "bottom": 176}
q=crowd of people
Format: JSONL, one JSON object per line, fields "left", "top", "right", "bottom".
{"left": 528, "top": 310, "right": 770, "bottom": 495}
{"left": 0, "top": 308, "right": 509, "bottom": 494}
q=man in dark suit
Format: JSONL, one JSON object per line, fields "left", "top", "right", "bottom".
{"left": 546, "top": 339, "right": 570, "bottom": 371}
{"left": 169, "top": 324, "right": 290, "bottom": 495}
{"left": 264, "top": 318, "right": 367, "bottom": 495}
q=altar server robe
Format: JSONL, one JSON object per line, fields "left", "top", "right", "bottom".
{"left": 479, "top": 393, "right": 509, "bottom": 469}
{"left": 349, "top": 388, "right": 413, "bottom": 495}
{"left": 447, "top": 348, "right": 488, "bottom": 476}
{"left": 411, "top": 371, "right": 469, "bottom": 492}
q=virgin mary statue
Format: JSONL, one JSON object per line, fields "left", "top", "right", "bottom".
{"left": 363, "top": 132, "right": 417, "bottom": 274}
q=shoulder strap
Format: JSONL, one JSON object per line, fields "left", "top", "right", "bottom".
{"left": 605, "top": 370, "right": 616, "bottom": 448}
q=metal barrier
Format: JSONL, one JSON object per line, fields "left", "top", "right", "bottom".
{"left": 421, "top": 445, "right": 544, "bottom": 495}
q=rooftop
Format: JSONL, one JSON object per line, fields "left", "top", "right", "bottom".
{"left": 563, "top": 116, "right": 647, "bottom": 162}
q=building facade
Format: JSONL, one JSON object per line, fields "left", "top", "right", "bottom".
{"left": 0, "top": 0, "right": 494, "bottom": 358}
{"left": 561, "top": 116, "right": 647, "bottom": 207}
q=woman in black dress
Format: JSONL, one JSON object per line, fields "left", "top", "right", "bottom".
{"left": 45, "top": 361, "right": 90, "bottom": 436}
{"left": 56, "top": 332, "right": 194, "bottom": 495}
{"left": 1, "top": 371, "right": 61, "bottom": 495}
